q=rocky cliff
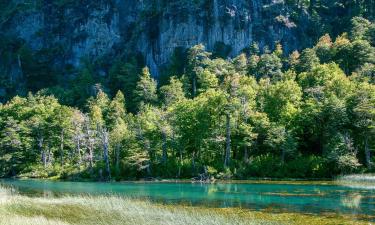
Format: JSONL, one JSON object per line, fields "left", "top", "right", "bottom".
{"left": 1, "top": 0, "right": 315, "bottom": 77}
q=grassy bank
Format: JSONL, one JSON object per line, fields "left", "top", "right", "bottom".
{"left": 0, "top": 187, "right": 371, "bottom": 225}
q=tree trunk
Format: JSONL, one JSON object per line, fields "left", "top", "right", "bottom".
{"left": 60, "top": 129, "right": 64, "bottom": 166}
{"left": 365, "top": 135, "right": 371, "bottom": 170}
{"left": 137, "top": 124, "right": 152, "bottom": 176}
{"left": 38, "top": 137, "right": 46, "bottom": 168}
{"left": 178, "top": 144, "right": 183, "bottom": 178}
{"left": 102, "top": 129, "right": 111, "bottom": 181}
{"left": 224, "top": 113, "right": 231, "bottom": 168}
{"left": 145, "top": 139, "right": 152, "bottom": 176}
{"left": 244, "top": 146, "right": 249, "bottom": 164}
{"left": 115, "top": 143, "right": 120, "bottom": 174}
{"left": 281, "top": 147, "right": 285, "bottom": 164}
{"left": 88, "top": 142, "right": 94, "bottom": 170}
{"left": 192, "top": 151, "right": 196, "bottom": 174}
{"left": 162, "top": 130, "right": 168, "bottom": 166}
{"left": 192, "top": 76, "right": 197, "bottom": 98}
{"left": 46, "top": 143, "right": 51, "bottom": 166}
{"left": 77, "top": 139, "right": 82, "bottom": 165}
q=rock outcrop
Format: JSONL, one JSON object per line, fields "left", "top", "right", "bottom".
{"left": 1, "top": 0, "right": 315, "bottom": 77}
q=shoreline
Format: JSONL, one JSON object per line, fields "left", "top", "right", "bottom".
{"left": 1, "top": 177, "right": 337, "bottom": 185}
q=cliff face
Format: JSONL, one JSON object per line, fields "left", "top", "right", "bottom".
{"left": 1, "top": 0, "right": 311, "bottom": 78}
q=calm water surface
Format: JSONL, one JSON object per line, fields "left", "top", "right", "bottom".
{"left": 1, "top": 179, "right": 375, "bottom": 220}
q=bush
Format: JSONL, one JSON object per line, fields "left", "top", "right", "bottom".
{"left": 236, "top": 154, "right": 330, "bottom": 179}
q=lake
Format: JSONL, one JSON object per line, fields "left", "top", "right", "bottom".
{"left": 1, "top": 179, "right": 375, "bottom": 222}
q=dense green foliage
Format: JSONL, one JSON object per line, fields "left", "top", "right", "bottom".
{"left": 0, "top": 17, "right": 374, "bottom": 180}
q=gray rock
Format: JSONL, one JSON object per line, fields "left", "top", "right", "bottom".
{"left": 2, "top": 0, "right": 309, "bottom": 77}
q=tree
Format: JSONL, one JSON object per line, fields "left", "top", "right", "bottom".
{"left": 50, "top": 105, "right": 74, "bottom": 167}
{"left": 222, "top": 73, "right": 240, "bottom": 168}
{"left": 233, "top": 53, "right": 248, "bottom": 75}
{"left": 349, "top": 82, "right": 375, "bottom": 169}
{"left": 333, "top": 33, "right": 352, "bottom": 74}
{"left": 350, "top": 17, "right": 372, "bottom": 41}
{"left": 258, "top": 78, "right": 302, "bottom": 162}
{"left": 233, "top": 75, "right": 258, "bottom": 163}
{"left": 99, "top": 126, "right": 111, "bottom": 181}
{"left": 256, "top": 53, "right": 283, "bottom": 80}
{"left": 136, "top": 104, "right": 159, "bottom": 176}
{"left": 107, "top": 91, "right": 126, "bottom": 129}
{"left": 26, "top": 94, "right": 61, "bottom": 168}
{"left": 259, "top": 79, "right": 302, "bottom": 126}
{"left": 288, "top": 51, "right": 300, "bottom": 70}
{"left": 366, "top": 24, "right": 375, "bottom": 46}
{"left": 160, "top": 76, "right": 185, "bottom": 107}
{"left": 349, "top": 40, "right": 375, "bottom": 73}
{"left": 197, "top": 69, "right": 219, "bottom": 94}
{"left": 0, "top": 117, "right": 26, "bottom": 176}
{"left": 357, "top": 63, "right": 375, "bottom": 84}
{"left": 107, "top": 91, "right": 128, "bottom": 177}
{"left": 133, "top": 67, "right": 158, "bottom": 109}
{"left": 173, "top": 90, "right": 225, "bottom": 173}
{"left": 71, "top": 65, "right": 95, "bottom": 107}
{"left": 109, "top": 57, "right": 141, "bottom": 111}
{"left": 314, "top": 34, "right": 333, "bottom": 63}
{"left": 248, "top": 55, "right": 260, "bottom": 77}
{"left": 110, "top": 119, "right": 129, "bottom": 177}
{"left": 296, "top": 48, "right": 320, "bottom": 73}
{"left": 186, "top": 44, "right": 211, "bottom": 97}
{"left": 265, "top": 124, "right": 297, "bottom": 163}
{"left": 325, "top": 132, "right": 361, "bottom": 174}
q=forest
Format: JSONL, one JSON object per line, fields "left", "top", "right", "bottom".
{"left": 0, "top": 17, "right": 374, "bottom": 181}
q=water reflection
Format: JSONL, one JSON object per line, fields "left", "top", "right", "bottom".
{"left": 341, "top": 193, "right": 362, "bottom": 209}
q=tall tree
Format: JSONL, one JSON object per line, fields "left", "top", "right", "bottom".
{"left": 187, "top": 44, "right": 211, "bottom": 98}
{"left": 133, "top": 67, "right": 158, "bottom": 109}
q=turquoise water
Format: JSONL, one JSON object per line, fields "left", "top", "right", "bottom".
{"left": 1, "top": 179, "right": 375, "bottom": 220}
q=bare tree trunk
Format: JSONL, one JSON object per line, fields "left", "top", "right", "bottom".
{"left": 101, "top": 128, "right": 111, "bottom": 181}
{"left": 38, "top": 137, "right": 46, "bottom": 168}
{"left": 224, "top": 113, "right": 231, "bottom": 168}
{"left": 88, "top": 142, "right": 94, "bottom": 170}
{"left": 86, "top": 128, "right": 95, "bottom": 170}
{"left": 76, "top": 139, "right": 82, "bottom": 166}
{"left": 365, "top": 135, "right": 371, "bottom": 170}
{"left": 60, "top": 129, "right": 64, "bottom": 166}
{"left": 46, "top": 143, "right": 52, "bottom": 165}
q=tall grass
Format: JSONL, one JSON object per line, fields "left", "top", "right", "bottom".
{"left": 0, "top": 187, "right": 370, "bottom": 225}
